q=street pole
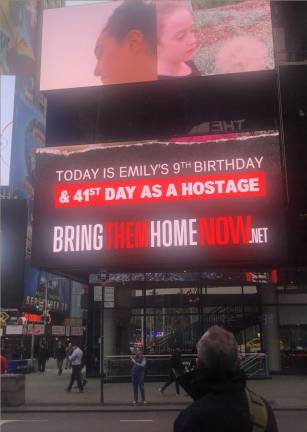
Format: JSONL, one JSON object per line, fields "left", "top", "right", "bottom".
{"left": 30, "top": 333, "right": 35, "bottom": 370}
{"left": 100, "top": 284, "right": 104, "bottom": 404}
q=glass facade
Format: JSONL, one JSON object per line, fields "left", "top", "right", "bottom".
{"left": 92, "top": 273, "right": 262, "bottom": 357}
{"left": 81, "top": 273, "right": 307, "bottom": 374}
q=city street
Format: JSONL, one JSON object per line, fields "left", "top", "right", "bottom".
{"left": 2, "top": 410, "right": 307, "bottom": 432}
{"left": 13, "top": 360, "right": 307, "bottom": 409}
{"left": 2, "top": 2, "right": 307, "bottom": 432}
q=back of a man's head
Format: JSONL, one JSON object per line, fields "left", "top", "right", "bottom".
{"left": 103, "top": 0, "right": 156, "bottom": 53}
{"left": 197, "top": 326, "right": 239, "bottom": 373}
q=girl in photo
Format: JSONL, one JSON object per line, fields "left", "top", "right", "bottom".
{"left": 157, "top": 1, "right": 200, "bottom": 79}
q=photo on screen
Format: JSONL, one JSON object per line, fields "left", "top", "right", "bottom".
{"left": 40, "top": 0, "right": 274, "bottom": 90}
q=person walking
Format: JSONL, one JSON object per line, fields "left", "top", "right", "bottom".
{"left": 65, "top": 342, "right": 73, "bottom": 369}
{"left": 37, "top": 342, "right": 49, "bottom": 373}
{"left": 131, "top": 350, "right": 147, "bottom": 405}
{"left": 159, "top": 348, "right": 184, "bottom": 395}
{"left": 54, "top": 341, "right": 66, "bottom": 375}
{"left": 173, "top": 325, "right": 278, "bottom": 432}
{"left": 66, "top": 343, "right": 84, "bottom": 393}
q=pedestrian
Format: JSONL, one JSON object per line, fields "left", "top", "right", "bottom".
{"left": 131, "top": 350, "right": 147, "bottom": 405}
{"left": 65, "top": 342, "right": 73, "bottom": 369}
{"left": 174, "top": 325, "right": 278, "bottom": 432}
{"left": 54, "top": 341, "right": 66, "bottom": 375}
{"left": 0, "top": 352, "right": 8, "bottom": 374}
{"left": 159, "top": 347, "right": 184, "bottom": 395}
{"left": 37, "top": 342, "right": 49, "bottom": 373}
{"left": 74, "top": 347, "right": 87, "bottom": 389}
{"left": 66, "top": 343, "right": 84, "bottom": 393}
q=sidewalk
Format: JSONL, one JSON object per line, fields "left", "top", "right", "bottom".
{"left": 3, "top": 360, "right": 307, "bottom": 412}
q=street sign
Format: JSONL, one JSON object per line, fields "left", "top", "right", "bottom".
{"left": 104, "top": 287, "right": 115, "bottom": 308}
{"left": 70, "top": 326, "right": 83, "bottom": 336}
{"left": 52, "top": 325, "right": 65, "bottom": 336}
{"left": 0, "top": 311, "right": 9, "bottom": 322}
{"left": 5, "top": 325, "right": 24, "bottom": 335}
{"left": 94, "top": 285, "right": 103, "bottom": 302}
{"left": 27, "top": 324, "right": 45, "bottom": 335}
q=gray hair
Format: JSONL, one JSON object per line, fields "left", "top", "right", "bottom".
{"left": 196, "top": 326, "right": 239, "bottom": 372}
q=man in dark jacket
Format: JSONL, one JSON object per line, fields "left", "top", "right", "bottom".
{"left": 159, "top": 348, "right": 184, "bottom": 395}
{"left": 54, "top": 341, "right": 66, "bottom": 375}
{"left": 174, "top": 326, "right": 278, "bottom": 432}
{"left": 37, "top": 342, "right": 49, "bottom": 373}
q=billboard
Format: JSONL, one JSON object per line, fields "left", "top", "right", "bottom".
{"left": 9, "top": 78, "right": 46, "bottom": 271}
{"left": 0, "top": 0, "right": 38, "bottom": 76}
{"left": 8, "top": 79, "right": 70, "bottom": 314}
{"left": 23, "top": 270, "right": 70, "bottom": 313}
{"left": 32, "top": 134, "right": 286, "bottom": 271}
{"left": 40, "top": 0, "right": 274, "bottom": 90}
{"left": 1, "top": 199, "right": 27, "bottom": 309}
{"left": 0, "top": 75, "right": 15, "bottom": 186}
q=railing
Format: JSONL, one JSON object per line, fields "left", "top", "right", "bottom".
{"left": 104, "top": 353, "right": 269, "bottom": 382}
{"left": 239, "top": 353, "right": 269, "bottom": 378}
{"left": 104, "top": 354, "right": 196, "bottom": 382}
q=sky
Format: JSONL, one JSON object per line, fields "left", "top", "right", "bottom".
{"left": 0, "top": 76, "right": 15, "bottom": 187}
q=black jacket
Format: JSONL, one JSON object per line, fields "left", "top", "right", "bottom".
{"left": 37, "top": 346, "right": 49, "bottom": 361}
{"left": 170, "top": 352, "right": 184, "bottom": 373}
{"left": 55, "top": 346, "right": 66, "bottom": 360}
{"left": 174, "top": 368, "right": 278, "bottom": 432}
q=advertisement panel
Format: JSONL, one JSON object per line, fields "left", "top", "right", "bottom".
{"left": 23, "top": 271, "right": 70, "bottom": 313}
{"left": 0, "top": 76, "right": 15, "bottom": 186}
{"left": 9, "top": 79, "right": 70, "bottom": 314}
{"left": 32, "top": 134, "right": 286, "bottom": 271}
{"left": 10, "top": 78, "right": 46, "bottom": 258}
{"left": 0, "top": 0, "right": 38, "bottom": 76}
{"left": 41, "top": 0, "right": 274, "bottom": 90}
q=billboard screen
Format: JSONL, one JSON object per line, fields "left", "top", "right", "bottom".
{"left": 0, "top": 0, "right": 38, "bottom": 76}
{"left": 0, "top": 75, "right": 15, "bottom": 186}
{"left": 32, "top": 134, "right": 286, "bottom": 271}
{"left": 41, "top": 0, "right": 274, "bottom": 90}
{"left": 1, "top": 199, "right": 27, "bottom": 309}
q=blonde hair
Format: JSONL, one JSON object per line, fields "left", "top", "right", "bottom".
{"left": 156, "top": 1, "right": 192, "bottom": 33}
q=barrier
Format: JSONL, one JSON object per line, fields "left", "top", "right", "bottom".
{"left": 240, "top": 353, "right": 270, "bottom": 378}
{"left": 7, "top": 359, "right": 30, "bottom": 374}
{"left": 1, "top": 374, "right": 25, "bottom": 407}
{"left": 104, "top": 353, "right": 269, "bottom": 382}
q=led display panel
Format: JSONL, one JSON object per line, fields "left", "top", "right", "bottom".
{"left": 32, "top": 134, "right": 286, "bottom": 271}
{"left": 0, "top": 75, "right": 15, "bottom": 186}
{"left": 40, "top": 0, "right": 274, "bottom": 90}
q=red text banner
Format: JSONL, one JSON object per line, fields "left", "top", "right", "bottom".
{"left": 54, "top": 172, "right": 266, "bottom": 208}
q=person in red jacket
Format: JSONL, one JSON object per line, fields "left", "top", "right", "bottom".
{"left": 0, "top": 354, "right": 8, "bottom": 374}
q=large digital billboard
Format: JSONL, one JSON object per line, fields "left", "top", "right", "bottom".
{"left": 32, "top": 134, "right": 286, "bottom": 271}
{"left": 41, "top": 0, "right": 274, "bottom": 90}
{"left": 0, "top": 75, "right": 15, "bottom": 186}
{"left": 0, "top": 0, "right": 38, "bottom": 76}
